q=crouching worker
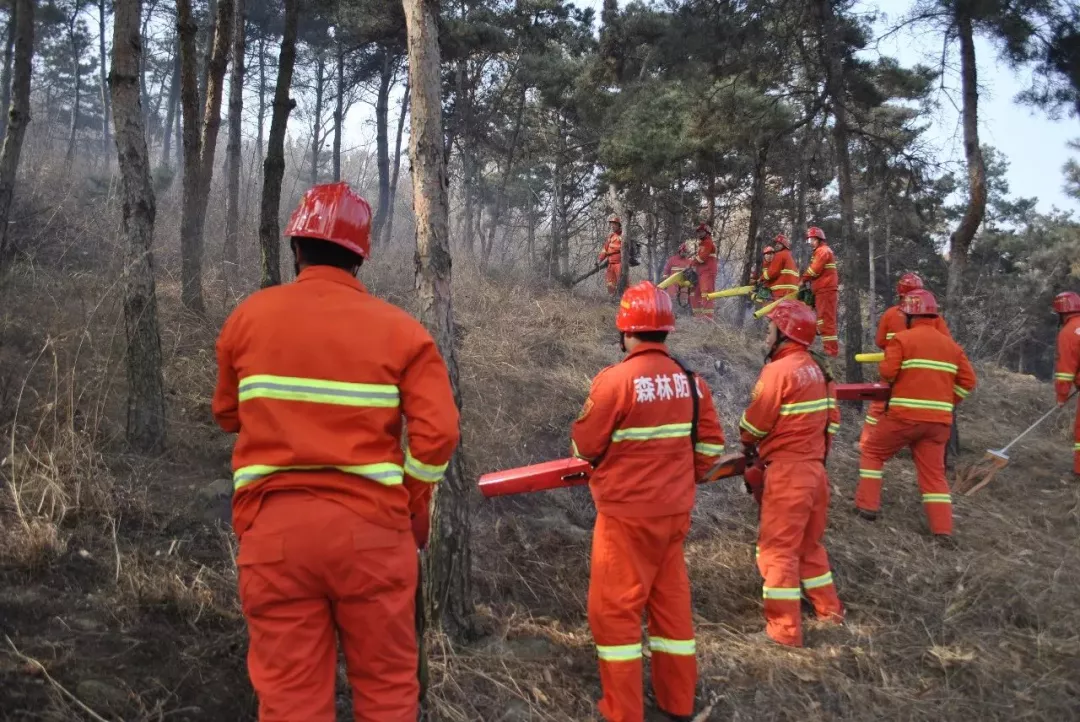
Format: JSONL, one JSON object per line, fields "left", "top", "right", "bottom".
{"left": 212, "top": 182, "right": 461, "bottom": 721}
{"left": 571, "top": 281, "right": 727, "bottom": 722}
{"left": 739, "top": 300, "right": 844, "bottom": 647}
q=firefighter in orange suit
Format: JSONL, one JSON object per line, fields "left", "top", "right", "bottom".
{"left": 855, "top": 290, "right": 975, "bottom": 537}
{"left": 571, "top": 281, "right": 727, "bottom": 722}
{"left": 802, "top": 227, "right": 839, "bottom": 357}
{"left": 1053, "top": 291, "right": 1080, "bottom": 475}
{"left": 601, "top": 216, "right": 624, "bottom": 296}
{"left": 761, "top": 234, "right": 800, "bottom": 299}
{"left": 860, "top": 273, "right": 953, "bottom": 447}
{"left": 689, "top": 222, "right": 718, "bottom": 318}
{"left": 212, "top": 182, "right": 461, "bottom": 722}
{"left": 739, "top": 300, "right": 844, "bottom": 647}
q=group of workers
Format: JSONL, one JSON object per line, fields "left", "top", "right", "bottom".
{"left": 212, "top": 182, "right": 1080, "bottom": 722}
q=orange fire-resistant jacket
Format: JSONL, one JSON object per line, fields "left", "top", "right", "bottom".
{"left": 693, "top": 235, "right": 717, "bottom": 265}
{"left": 1054, "top": 314, "right": 1080, "bottom": 404}
{"left": 803, "top": 243, "right": 838, "bottom": 293}
{"left": 761, "top": 249, "right": 800, "bottom": 295}
{"left": 875, "top": 305, "right": 952, "bottom": 349}
{"left": 739, "top": 344, "right": 840, "bottom": 463}
{"left": 600, "top": 232, "right": 623, "bottom": 266}
{"left": 212, "top": 265, "right": 461, "bottom": 537}
{"left": 571, "top": 342, "right": 726, "bottom": 517}
{"left": 879, "top": 317, "right": 976, "bottom": 425}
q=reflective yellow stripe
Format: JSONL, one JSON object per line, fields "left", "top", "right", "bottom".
{"left": 234, "top": 462, "right": 404, "bottom": 491}
{"left": 822, "top": 336, "right": 839, "bottom": 341}
{"left": 597, "top": 643, "right": 642, "bottom": 662}
{"left": 922, "top": 493, "right": 951, "bottom": 504}
{"left": 238, "top": 374, "right": 400, "bottom": 408}
{"left": 953, "top": 385, "right": 970, "bottom": 399}
{"left": 739, "top": 414, "right": 768, "bottom": 438}
{"left": 806, "top": 270, "right": 819, "bottom": 277}
{"left": 827, "top": 422, "right": 840, "bottom": 434}
{"left": 404, "top": 449, "right": 448, "bottom": 483}
{"left": 1055, "top": 373, "right": 1076, "bottom": 382}
{"left": 779, "top": 398, "right": 830, "bottom": 415}
{"left": 612, "top": 423, "right": 692, "bottom": 443}
{"left": 886, "top": 332, "right": 896, "bottom": 340}
{"left": 825, "top": 263, "right": 837, "bottom": 269}
{"left": 780, "top": 269, "right": 799, "bottom": 276}
{"left": 859, "top": 468, "right": 883, "bottom": 479}
{"left": 763, "top": 587, "right": 802, "bottom": 600}
{"left": 802, "top": 572, "right": 834, "bottom": 589}
{"left": 900, "top": 359, "right": 958, "bottom": 373}
{"left": 649, "top": 637, "right": 696, "bottom": 656}
{"left": 571, "top": 440, "right": 586, "bottom": 460}
{"left": 694, "top": 442, "right": 726, "bottom": 456}
{"left": 864, "top": 415, "right": 878, "bottom": 425}
{"left": 890, "top": 398, "right": 954, "bottom": 412}
{"left": 1074, "top": 443, "right": 1080, "bottom": 451}
{"left": 771, "top": 284, "right": 800, "bottom": 292}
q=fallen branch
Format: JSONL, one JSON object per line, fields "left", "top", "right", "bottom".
{"left": 4, "top": 634, "right": 111, "bottom": 722}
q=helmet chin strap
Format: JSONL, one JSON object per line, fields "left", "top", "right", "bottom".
{"left": 619, "top": 332, "right": 627, "bottom": 354}
{"left": 765, "top": 335, "right": 786, "bottom": 362}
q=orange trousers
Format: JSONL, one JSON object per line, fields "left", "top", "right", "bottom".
{"left": 1074, "top": 404, "right": 1080, "bottom": 474}
{"left": 814, "top": 289, "right": 839, "bottom": 357}
{"left": 606, "top": 259, "right": 622, "bottom": 295}
{"left": 690, "top": 260, "right": 717, "bottom": 319}
{"left": 588, "top": 513, "right": 696, "bottom": 722}
{"left": 859, "top": 400, "right": 886, "bottom": 448}
{"left": 756, "top": 460, "right": 843, "bottom": 647}
{"left": 856, "top": 415, "right": 953, "bottom": 535}
{"left": 237, "top": 492, "right": 419, "bottom": 722}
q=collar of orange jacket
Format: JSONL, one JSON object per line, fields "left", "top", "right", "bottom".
{"left": 770, "top": 341, "right": 809, "bottom": 362}
{"left": 910, "top": 316, "right": 939, "bottom": 327}
{"left": 296, "top": 264, "right": 367, "bottom": 292}
{"left": 625, "top": 341, "right": 670, "bottom": 360}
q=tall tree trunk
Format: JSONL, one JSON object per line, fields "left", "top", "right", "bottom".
{"left": 111, "top": 0, "right": 166, "bottom": 453}
{"left": 0, "top": 0, "right": 32, "bottom": 271}
{"left": 869, "top": 191, "right": 878, "bottom": 341}
{"left": 332, "top": 39, "right": 344, "bottom": 182}
{"left": 198, "top": 0, "right": 217, "bottom": 113}
{"left": 160, "top": 37, "right": 180, "bottom": 169}
{"left": 255, "top": 32, "right": 265, "bottom": 156}
{"left": 371, "top": 51, "right": 393, "bottom": 242}
{"left": 947, "top": 8, "right": 986, "bottom": 310}
{"left": 65, "top": 17, "right": 81, "bottom": 164}
{"left": 383, "top": 78, "right": 409, "bottom": 246}
{"left": 309, "top": 53, "right": 324, "bottom": 186}
{"left": 403, "top": 0, "right": 472, "bottom": 644}
{"left": 0, "top": 2, "right": 14, "bottom": 141}
{"left": 98, "top": 0, "right": 111, "bottom": 163}
{"left": 481, "top": 82, "right": 526, "bottom": 269}
{"left": 223, "top": 0, "right": 245, "bottom": 291}
{"left": 815, "top": 0, "right": 863, "bottom": 381}
{"left": 738, "top": 140, "right": 769, "bottom": 327}
{"left": 706, "top": 174, "right": 716, "bottom": 226}
{"left": 258, "top": 0, "right": 298, "bottom": 288}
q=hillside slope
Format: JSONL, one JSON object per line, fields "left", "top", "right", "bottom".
{"left": 2, "top": 260, "right": 1079, "bottom": 721}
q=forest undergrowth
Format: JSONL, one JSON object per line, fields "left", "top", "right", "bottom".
{"left": 1, "top": 190, "right": 1079, "bottom": 721}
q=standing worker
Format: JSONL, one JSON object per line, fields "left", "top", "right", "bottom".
{"left": 212, "top": 182, "right": 461, "bottom": 722}
{"left": 571, "top": 281, "right": 727, "bottom": 722}
{"left": 689, "top": 222, "right": 719, "bottom": 318}
{"left": 761, "top": 234, "right": 800, "bottom": 299}
{"left": 802, "top": 227, "right": 839, "bottom": 357}
{"left": 600, "top": 216, "right": 624, "bottom": 296}
{"left": 855, "top": 290, "right": 976, "bottom": 538}
{"left": 1053, "top": 291, "right": 1080, "bottom": 476}
{"left": 860, "top": 272, "right": 952, "bottom": 447}
{"left": 739, "top": 300, "right": 843, "bottom": 647}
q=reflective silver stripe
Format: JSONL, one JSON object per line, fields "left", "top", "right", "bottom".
{"left": 238, "top": 374, "right": 400, "bottom": 408}
{"left": 611, "top": 423, "right": 692, "bottom": 443}
{"left": 596, "top": 643, "right": 642, "bottom": 662}
{"left": 649, "top": 637, "right": 695, "bottom": 656}
{"left": 1055, "top": 373, "right": 1075, "bottom": 381}
{"left": 779, "top": 398, "right": 830, "bottom": 415}
{"left": 922, "top": 493, "right": 951, "bottom": 504}
{"left": 953, "top": 385, "right": 970, "bottom": 399}
{"left": 404, "top": 449, "right": 448, "bottom": 483}
{"left": 740, "top": 414, "right": 767, "bottom": 438}
{"left": 900, "top": 359, "right": 958, "bottom": 373}
{"left": 763, "top": 587, "right": 801, "bottom": 600}
{"left": 859, "top": 468, "right": 883, "bottom": 479}
{"left": 694, "top": 442, "right": 725, "bottom": 456}
{"left": 890, "top": 397, "right": 954, "bottom": 412}
{"left": 233, "top": 463, "right": 404, "bottom": 490}
{"left": 886, "top": 332, "right": 896, "bottom": 340}
{"left": 802, "top": 572, "right": 834, "bottom": 589}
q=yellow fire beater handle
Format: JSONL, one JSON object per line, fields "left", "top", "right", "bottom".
{"left": 657, "top": 271, "right": 686, "bottom": 290}
{"left": 753, "top": 292, "right": 798, "bottom": 319}
{"left": 705, "top": 285, "right": 754, "bottom": 300}
{"left": 855, "top": 352, "right": 885, "bottom": 364}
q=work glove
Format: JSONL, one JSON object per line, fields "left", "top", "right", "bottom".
{"left": 411, "top": 501, "right": 431, "bottom": 551}
{"left": 743, "top": 462, "right": 765, "bottom": 505}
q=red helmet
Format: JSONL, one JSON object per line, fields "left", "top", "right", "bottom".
{"left": 807, "top": 226, "right": 826, "bottom": 241}
{"left": 1053, "top": 291, "right": 1080, "bottom": 314}
{"left": 901, "top": 289, "right": 939, "bottom": 316}
{"left": 696, "top": 222, "right": 710, "bottom": 233}
{"left": 616, "top": 281, "right": 675, "bottom": 333}
{"left": 767, "top": 299, "right": 817, "bottom": 347}
{"left": 762, "top": 245, "right": 775, "bottom": 256}
{"left": 285, "top": 182, "right": 373, "bottom": 258}
{"left": 897, "top": 272, "right": 923, "bottom": 296}
{"left": 773, "top": 233, "right": 789, "bottom": 250}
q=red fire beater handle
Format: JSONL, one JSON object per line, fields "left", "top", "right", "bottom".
{"left": 834, "top": 382, "right": 890, "bottom": 402}
{"left": 478, "top": 453, "right": 747, "bottom": 499}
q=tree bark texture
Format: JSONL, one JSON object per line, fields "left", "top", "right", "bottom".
{"left": 110, "top": 0, "right": 166, "bottom": 453}
{"left": 383, "top": 78, "right": 409, "bottom": 246}
{"left": 0, "top": 3, "right": 14, "bottom": 141}
{"left": 161, "top": 38, "right": 179, "bottom": 168}
{"left": 98, "top": 0, "right": 111, "bottom": 163}
{"left": 65, "top": 14, "right": 82, "bottom": 164}
{"left": 223, "top": 0, "right": 245, "bottom": 290}
{"left": 255, "top": 32, "right": 265, "bottom": 156}
{"left": 0, "top": 0, "right": 32, "bottom": 271}
{"left": 177, "top": 0, "right": 204, "bottom": 310}
{"left": 258, "top": 0, "right": 298, "bottom": 288}
{"left": 947, "top": 8, "right": 986, "bottom": 310}
{"left": 309, "top": 53, "right": 325, "bottom": 186}
{"left": 332, "top": 40, "right": 344, "bottom": 182}
{"left": 403, "top": 0, "right": 472, "bottom": 644}
{"left": 738, "top": 140, "right": 769, "bottom": 326}
{"left": 372, "top": 51, "right": 393, "bottom": 243}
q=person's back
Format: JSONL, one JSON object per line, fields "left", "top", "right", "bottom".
{"left": 884, "top": 321, "right": 974, "bottom": 425}
{"left": 876, "top": 305, "right": 951, "bottom": 349}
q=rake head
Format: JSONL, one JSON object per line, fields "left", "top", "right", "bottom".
{"left": 984, "top": 448, "right": 1010, "bottom": 467}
